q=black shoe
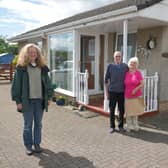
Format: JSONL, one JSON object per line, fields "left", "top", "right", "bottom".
{"left": 25, "top": 147, "right": 33, "bottom": 155}
{"left": 118, "top": 127, "right": 126, "bottom": 132}
{"left": 109, "top": 128, "right": 115, "bottom": 133}
{"left": 34, "top": 144, "right": 42, "bottom": 153}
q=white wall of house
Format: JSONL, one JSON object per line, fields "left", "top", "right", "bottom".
{"left": 160, "top": 26, "right": 168, "bottom": 101}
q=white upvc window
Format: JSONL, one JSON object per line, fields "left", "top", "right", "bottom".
{"left": 116, "top": 33, "right": 136, "bottom": 61}
{"left": 49, "top": 31, "right": 74, "bottom": 93}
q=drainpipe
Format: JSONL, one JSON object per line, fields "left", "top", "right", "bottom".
{"left": 123, "top": 19, "right": 128, "bottom": 63}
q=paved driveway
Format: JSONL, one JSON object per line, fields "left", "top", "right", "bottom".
{"left": 0, "top": 82, "right": 168, "bottom": 168}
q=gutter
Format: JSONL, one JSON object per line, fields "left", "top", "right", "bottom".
{"left": 9, "top": 6, "right": 137, "bottom": 42}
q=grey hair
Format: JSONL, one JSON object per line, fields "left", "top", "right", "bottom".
{"left": 128, "top": 57, "right": 139, "bottom": 68}
{"left": 113, "top": 51, "right": 122, "bottom": 57}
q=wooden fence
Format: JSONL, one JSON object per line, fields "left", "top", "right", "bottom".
{"left": 0, "top": 64, "right": 15, "bottom": 82}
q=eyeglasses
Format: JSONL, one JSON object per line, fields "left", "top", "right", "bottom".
{"left": 130, "top": 62, "right": 136, "bottom": 64}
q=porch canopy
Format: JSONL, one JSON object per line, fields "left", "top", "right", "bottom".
{"left": 8, "top": 0, "right": 168, "bottom": 62}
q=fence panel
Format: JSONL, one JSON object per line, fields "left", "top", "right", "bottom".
{"left": 77, "top": 70, "right": 89, "bottom": 105}
{"left": 144, "top": 72, "right": 158, "bottom": 112}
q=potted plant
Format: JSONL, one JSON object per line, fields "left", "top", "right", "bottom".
{"left": 56, "top": 95, "right": 66, "bottom": 106}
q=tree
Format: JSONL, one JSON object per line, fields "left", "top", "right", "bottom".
{"left": 0, "top": 35, "right": 18, "bottom": 55}
{"left": 8, "top": 43, "right": 18, "bottom": 55}
{"left": 0, "top": 35, "right": 8, "bottom": 53}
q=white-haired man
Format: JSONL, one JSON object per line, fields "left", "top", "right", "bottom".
{"left": 105, "top": 51, "right": 128, "bottom": 133}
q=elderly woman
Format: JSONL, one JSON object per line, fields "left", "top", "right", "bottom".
{"left": 124, "top": 57, "right": 144, "bottom": 132}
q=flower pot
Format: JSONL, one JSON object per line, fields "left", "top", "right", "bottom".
{"left": 56, "top": 99, "right": 65, "bottom": 105}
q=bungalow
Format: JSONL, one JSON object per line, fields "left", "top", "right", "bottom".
{"left": 9, "top": 0, "right": 168, "bottom": 115}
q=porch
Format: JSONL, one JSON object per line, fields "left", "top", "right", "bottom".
{"left": 77, "top": 71, "right": 159, "bottom": 116}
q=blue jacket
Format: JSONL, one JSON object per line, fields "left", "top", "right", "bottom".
{"left": 105, "top": 63, "right": 128, "bottom": 93}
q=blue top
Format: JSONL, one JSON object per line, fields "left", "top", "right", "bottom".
{"left": 104, "top": 63, "right": 128, "bottom": 93}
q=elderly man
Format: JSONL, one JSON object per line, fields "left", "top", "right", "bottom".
{"left": 105, "top": 51, "right": 128, "bottom": 133}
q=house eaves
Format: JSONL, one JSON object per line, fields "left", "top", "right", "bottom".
{"left": 9, "top": 6, "right": 137, "bottom": 42}
{"left": 8, "top": 0, "right": 162, "bottom": 42}
{"left": 138, "top": 0, "right": 168, "bottom": 23}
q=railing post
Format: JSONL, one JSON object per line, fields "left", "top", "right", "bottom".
{"left": 104, "top": 87, "right": 109, "bottom": 112}
{"left": 77, "top": 72, "right": 79, "bottom": 103}
{"left": 144, "top": 77, "right": 147, "bottom": 112}
{"left": 144, "top": 72, "right": 159, "bottom": 113}
{"left": 103, "top": 72, "right": 110, "bottom": 113}
{"left": 84, "top": 69, "right": 89, "bottom": 104}
{"left": 154, "top": 72, "right": 159, "bottom": 110}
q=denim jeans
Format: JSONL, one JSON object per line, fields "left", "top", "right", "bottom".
{"left": 23, "top": 99, "right": 43, "bottom": 149}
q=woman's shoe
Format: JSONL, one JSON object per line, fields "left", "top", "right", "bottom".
{"left": 126, "top": 127, "right": 131, "bottom": 132}
{"left": 109, "top": 128, "right": 115, "bottom": 133}
{"left": 25, "top": 147, "right": 33, "bottom": 155}
{"left": 34, "top": 144, "right": 42, "bottom": 153}
{"left": 134, "top": 126, "right": 140, "bottom": 131}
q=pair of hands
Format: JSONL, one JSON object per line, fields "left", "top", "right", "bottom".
{"left": 17, "top": 100, "right": 52, "bottom": 111}
{"left": 105, "top": 88, "right": 138, "bottom": 99}
{"left": 132, "top": 88, "right": 138, "bottom": 95}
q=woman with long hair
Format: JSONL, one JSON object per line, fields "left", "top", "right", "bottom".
{"left": 11, "top": 43, "right": 53, "bottom": 155}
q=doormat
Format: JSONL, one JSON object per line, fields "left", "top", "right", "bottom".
{"left": 74, "top": 110, "right": 100, "bottom": 119}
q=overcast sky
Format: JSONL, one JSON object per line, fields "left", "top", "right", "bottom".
{"left": 0, "top": 0, "right": 121, "bottom": 38}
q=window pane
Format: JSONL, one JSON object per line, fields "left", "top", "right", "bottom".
{"left": 117, "top": 33, "right": 136, "bottom": 61}
{"left": 36, "top": 41, "right": 42, "bottom": 49}
{"left": 49, "top": 32, "right": 73, "bottom": 91}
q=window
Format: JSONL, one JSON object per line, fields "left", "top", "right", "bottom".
{"left": 36, "top": 41, "right": 42, "bottom": 49}
{"left": 117, "top": 33, "right": 136, "bottom": 61}
{"left": 49, "top": 32, "right": 74, "bottom": 91}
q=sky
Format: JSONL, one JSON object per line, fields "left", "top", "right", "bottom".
{"left": 0, "top": 0, "right": 121, "bottom": 38}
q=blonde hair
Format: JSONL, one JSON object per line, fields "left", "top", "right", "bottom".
{"left": 17, "top": 43, "right": 46, "bottom": 67}
{"left": 128, "top": 57, "right": 139, "bottom": 69}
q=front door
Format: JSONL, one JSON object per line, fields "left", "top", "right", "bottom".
{"left": 81, "top": 35, "right": 95, "bottom": 90}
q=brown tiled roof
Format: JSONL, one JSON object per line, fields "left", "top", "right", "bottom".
{"left": 9, "top": 0, "right": 162, "bottom": 41}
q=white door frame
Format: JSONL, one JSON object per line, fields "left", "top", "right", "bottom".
{"left": 78, "top": 31, "right": 103, "bottom": 95}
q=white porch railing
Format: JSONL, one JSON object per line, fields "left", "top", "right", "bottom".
{"left": 144, "top": 72, "right": 159, "bottom": 112}
{"left": 77, "top": 70, "right": 159, "bottom": 113}
{"left": 104, "top": 72, "right": 159, "bottom": 113}
{"left": 77, "top": 70, "right": 89, "bottom": 105}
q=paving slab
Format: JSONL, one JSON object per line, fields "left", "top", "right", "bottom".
{"left": 0, "top": 82, "right": 168, "bottom": 168}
